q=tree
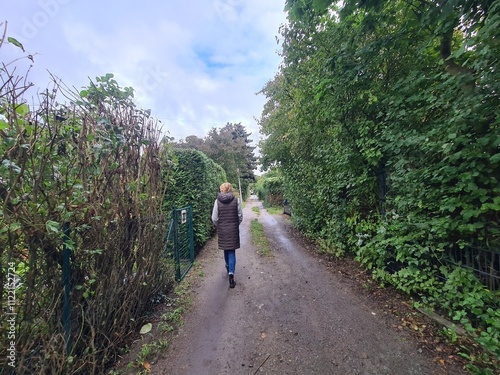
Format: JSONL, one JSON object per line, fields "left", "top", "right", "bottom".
{"left": 174, "top": 123, "right": 257, "bottom": 198}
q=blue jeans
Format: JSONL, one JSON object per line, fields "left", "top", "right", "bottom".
{"left": 224, "top": 250, "right": 236, "bottom": 275}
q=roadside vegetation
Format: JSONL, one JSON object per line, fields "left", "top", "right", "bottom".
{"left": 258, "top": 1, "right": 500, "bottom": 372}
{"left": 110, "top": 271, "right": 195, "bottom": 375}
{"left": 250, "top": 219, "right": 273, "bottom": 257}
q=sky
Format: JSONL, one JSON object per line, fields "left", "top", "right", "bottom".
{"left": 2, "top": 0, "right": 287, "bottom": 148}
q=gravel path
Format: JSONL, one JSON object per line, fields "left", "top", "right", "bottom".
{"left": 152, "top": 196, "right": 467, "bottom": 375}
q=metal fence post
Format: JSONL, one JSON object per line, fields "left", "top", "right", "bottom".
{"left": 172, "top": 208, "right": 181, "bottom": 281}
{"left": 62, "top": 222, "right": 72, "bottom": 355}
{"left": 188, "top": 206, "right": 194, "bottom": 264}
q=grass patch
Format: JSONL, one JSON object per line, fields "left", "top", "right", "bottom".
{"left": 250, "top": 219, "right": 272, "bottom": 257}
{"left": 265, "top": 206, "right": 282, "bottom": 215}
{"left": 129, "top": 339, "right": 170, "bottom": 373}
{"left": 252, "top": 206, "right": 260, "bottom": 215}
{"left": 261, "top": 201, "right": 283, "bottom": 215}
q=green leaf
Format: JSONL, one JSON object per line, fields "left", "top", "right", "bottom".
{"left": 0, "top": 119, "right": 9, "bottom": 130}
{"left": 16, "top": 103, "right": 30, "bottom": 116}
{"left": 0, "top": 222, "right": 21, "bottom": 234}
{"left": 2, "top": 159, "right": 21, "bottom": 173}
{"left": 490, "top": 153, "right": 500, "bottom": 164}
{"left": 46, "top": 220, "right": 60, "bottom": 234}
{"left": 140, "top": 323, "right": 152, "bottom": 334}
{"left": 7, "top": 37, "right": 25, "bottom": 52}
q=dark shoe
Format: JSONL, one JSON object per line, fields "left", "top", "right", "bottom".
{"left": 229, "top": 274, "right": 236, "bottom": 288}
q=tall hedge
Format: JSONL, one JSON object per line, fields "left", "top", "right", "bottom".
{"left": 162, "top": 148, "right": 227, "bottom": 251}
{"left": 260, "top": 0, "right": 500, "bottom": 363}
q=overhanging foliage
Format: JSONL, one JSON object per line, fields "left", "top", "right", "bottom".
{"left": 259, "top": 0, "right": 500, "bottom": 367}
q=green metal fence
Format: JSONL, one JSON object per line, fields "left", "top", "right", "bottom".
{"left": 166, "top": 206, "right": 194, "bottom": 281}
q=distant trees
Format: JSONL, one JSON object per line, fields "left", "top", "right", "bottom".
{"left": 175, "top": 122, "right": 257, "bottom": 198}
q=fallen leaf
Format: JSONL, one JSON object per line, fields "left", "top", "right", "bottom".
{"left": 140, "top": 323, "right": 152, "bottom": 334}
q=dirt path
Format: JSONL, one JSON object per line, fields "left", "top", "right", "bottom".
{"left": 152, "top": 196, "right": 467, "bottom": 375}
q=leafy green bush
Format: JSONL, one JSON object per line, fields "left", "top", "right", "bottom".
{"left": 255, "top": 169, "right": 284, "bottom": 206}
{"left": 259, "top": 0, "right": 500, "bottom": 363}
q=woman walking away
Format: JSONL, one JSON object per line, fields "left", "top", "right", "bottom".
{"left": 211, "top": 182, "right": 243, "bottom": 288}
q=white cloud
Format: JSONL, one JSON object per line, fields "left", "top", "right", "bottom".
{"left": 2, "top": 0, "right": 287, "bottom": 147}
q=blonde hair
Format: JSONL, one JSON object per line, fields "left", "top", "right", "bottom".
{"left": 220, "top": 182, "right": 233, "bottom": 193}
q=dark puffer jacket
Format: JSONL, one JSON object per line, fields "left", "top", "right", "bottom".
{"left": 215, "top": 192, "right": 240, "bottom": 250}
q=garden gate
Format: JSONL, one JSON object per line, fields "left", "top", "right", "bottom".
{"left": 166, "top": 206, "right": 194, "bottom": 281}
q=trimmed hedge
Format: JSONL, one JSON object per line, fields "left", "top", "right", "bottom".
{"left": 163, "top": 148, "right": 227, "bottom": 250}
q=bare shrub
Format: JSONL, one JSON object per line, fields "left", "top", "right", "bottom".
{"left": 1, "top": 26, "right": 175, "bottom": 373}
